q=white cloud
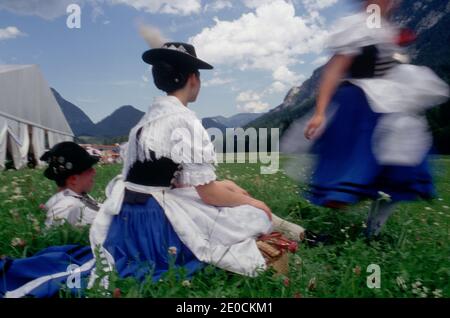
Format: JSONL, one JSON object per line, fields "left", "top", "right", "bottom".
{"left": 0, "top": 26, "right": 26, "bottom": 41}
{"left": 0, "top": 0, "right": 75, "bottom": 20}
{"left": 311, "top": 55, "right": 329, "bottom": 66}
{"left": 236, "top": 90, "right": 270, "bottom": 113}
{"left": 269, "top": 81, "right": 288, "bottom": 93}
{"left": 0, "top": 0, "right": 202, "bottom": 20}
{"left": 273, "top": 65, "right": 303, "bottom": 84}
{"left": 190, "top": 0, "right": 328, "bottom": 87}
{"left": 237, "top": 90, "right": 261, "bottom": 103}
{"left": 91, "top": 1, "right": 105, "bottom": 22}
{"left": 204, "top": 0, "right": 233, "bottom": 12}
{"left": 203, "top": 76, "right": 234, "bottom": 87}
{"left": 237, "top": 100, "right": 270, "bottom": 113}
{"left": 302, "top": 0, "right": 338, "bottom": 11}
{"left": 110, "top": 0, "right": 201, "bottom": 15}
{"left": 243, "top": 0, "right": 285, "bottom": 9}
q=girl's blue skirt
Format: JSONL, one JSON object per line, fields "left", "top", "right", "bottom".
{"left": 308, "top": 83, "right": 435, "bottom": 206}
{"left": 103, "top": 193, "right": 204, "bottom": 282}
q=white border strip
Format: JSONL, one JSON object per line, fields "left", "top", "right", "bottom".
{"left": 4, "top": 259, "right": 95, "bottom": 298}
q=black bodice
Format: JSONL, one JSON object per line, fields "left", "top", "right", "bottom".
{"left": 125, "top": 127, "right": 181, "bottom": 187}
{"left": 126, "top": 152, "right": 181, "bottom": 187}
{"left": 349, "top": 45, "right": 399, "bottom": 79}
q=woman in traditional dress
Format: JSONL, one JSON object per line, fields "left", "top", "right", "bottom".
{"left": 89, "top": 41, "right": 305, "bottom": 283}
{"left": 300, "top": 0, "right": 449, "bottom": 238}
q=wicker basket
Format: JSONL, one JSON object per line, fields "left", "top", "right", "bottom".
{"left": 257, "top": 232, "right": 298, "bottom": 276}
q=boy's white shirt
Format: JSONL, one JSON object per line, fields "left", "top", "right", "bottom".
{"left": 44, "top": 189, "right": 98, "bottom": 227}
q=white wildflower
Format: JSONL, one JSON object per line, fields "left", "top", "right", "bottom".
{"left": 378, "top": 191, "right": 392, "bottom": 201}
{"left": 182, "top": 280, "right": 191, "bottom": 288}
{"left": 396, "top": 276, "right": 407, "bottom": 290}
{"left": 432, "top": 289, "right": 443, "bottom": 298}
{"left": 412, "top": 281, "right": 422, "bottom": 289}
{"left": 168, "top": 246, "right": 177, "bottom": 255}
{"left": 11, "top": 237, "right": 26, "bottom": 247}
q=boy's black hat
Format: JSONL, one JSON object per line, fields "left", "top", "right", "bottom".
{"left": 40, "top": 142, "right": 99, "bottom": 182}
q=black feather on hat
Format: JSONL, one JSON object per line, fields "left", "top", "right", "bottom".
{"left": 40, "top": 142, "right": 99, "bottom": 182}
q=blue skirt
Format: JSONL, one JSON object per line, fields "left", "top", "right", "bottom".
{"left": 103, "top": 195, "right": 204, "bottom": 282}
{"left": 308, "top": 83, "right": 435, "bottom": 206}
{"left": 0, "top": 245, "right": 93, "bottom": 298}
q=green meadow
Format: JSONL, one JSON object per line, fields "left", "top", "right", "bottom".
{"left": 0, "top": 156, "right": 449, "bottom": 298}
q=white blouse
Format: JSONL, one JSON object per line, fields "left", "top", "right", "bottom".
{"left": 123, "top": 95, "right": 217, "bottom": 187}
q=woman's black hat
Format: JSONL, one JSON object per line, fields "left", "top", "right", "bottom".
{"left": 142, "top": 42, "right": 213, "bottom": 70}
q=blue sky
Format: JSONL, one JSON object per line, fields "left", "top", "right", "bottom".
{"left": 0, "top": 0, "right": 357, "bottom": 122}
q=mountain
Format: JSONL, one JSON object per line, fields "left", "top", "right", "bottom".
{"left": 202, "top": 113, "right": 264, "bottom": 132}
{"left": 245, "top": 0, "right": 450, "bottom": 153}
{"left": 245, "top": 66, "right": 323, "bottom": 133}
{"left": 398, "top": 1, "right": 450, "bottom": 154}
{"left": 211, "top": 113, "right": 263, "bottom": 128}
{"left": 395, "top": 0, "right": 450, "bottom": 82}
{"left": 51, "top": 88, "right": 96, "bottom": 136}
{"left": 201, "top": 117, "right": 228, "bottom": 132}
{"left": 53, "top": 88, "right": 145, "bottom": 139}
{"left": 94, "top": 105, "right": 145, "bottom": 137}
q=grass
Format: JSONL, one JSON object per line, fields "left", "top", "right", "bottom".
{"left": 0, "top": 156, "right": 449, "bottom": 298}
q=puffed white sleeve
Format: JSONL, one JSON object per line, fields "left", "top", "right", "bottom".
{"left": 327, "top": 13, "right": 394, "bottom": 56}
{"left": 327, "top": 14, "right": 367, "bottom": 55}
{"left": 170, "top": 115, "right": 218, "bottom": 187}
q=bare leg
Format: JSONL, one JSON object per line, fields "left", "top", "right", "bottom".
{"left": 272, "top": 214, "right": 305, "bottom": 241}
{"left": 365, "top": 200, "right": 397, "bottom": 238}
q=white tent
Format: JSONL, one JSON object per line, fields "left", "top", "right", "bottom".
{"left": 0, "top": 65, "right": 74, "bottom": 169}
